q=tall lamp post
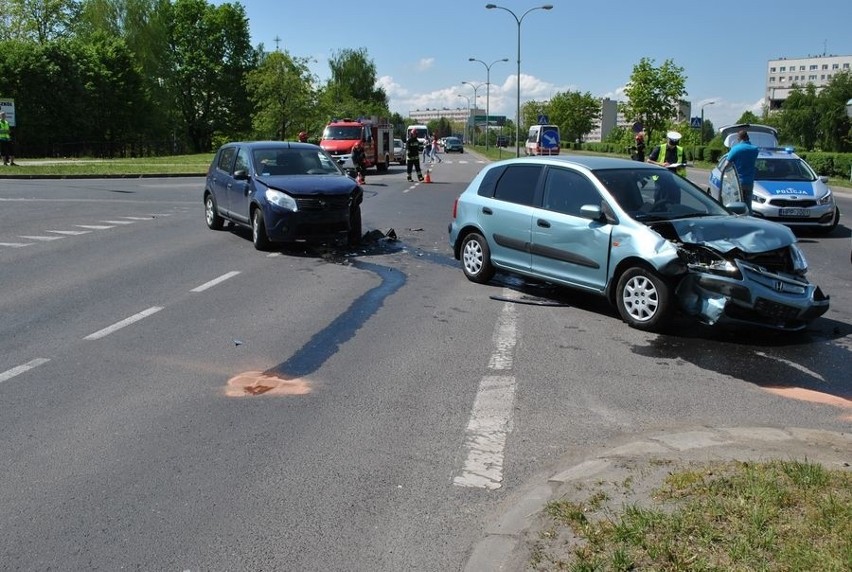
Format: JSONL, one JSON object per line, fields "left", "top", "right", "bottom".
{"left": 457, "top": 94, "right": 471, "bottom": 146}
{"left": 469, "top": 57, "right": 508, "bottom": 151}
{"left": 462, "top": 81, "right": 484, "bottom": 146}
{"left": 846, "top": 99, "right": 852, "bottom": 181}
{"left": 700, "top": 100, "right": 715, "bottom": 144}
{"left": 486, "top": 3, "right": 553, "bottom": 157}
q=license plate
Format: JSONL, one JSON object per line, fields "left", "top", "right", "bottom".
{"left": 779, "top": 208, "right": 809, "bottom": 217}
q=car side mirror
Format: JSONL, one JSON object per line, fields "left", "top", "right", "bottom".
{"left": 233, "top": 169, "right": 249, "bottom": 180}
{"left": 819, "top": 176, "right": 829, "bottom": 183}
{"left": 579, "top": 204, "right": 606, "bottom": 223}
{"left": 725, "top": 201, "right": 749, "bottom": 215}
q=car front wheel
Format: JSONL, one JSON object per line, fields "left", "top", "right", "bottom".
{"left": 615, "top": 267, "right": 671, "bottom": 331}
{"left": 252, "top": 208, "right": 271, "bottom": 251}
{"left": 205, "top": 192, "right": 224, "bottom": 230}
{"left": 460, "top": 232, "right": 495, "bottom": 284}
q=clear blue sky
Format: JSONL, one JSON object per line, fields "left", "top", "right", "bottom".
{"left": 217, "top": 0, "right": 851, "bottom": 129}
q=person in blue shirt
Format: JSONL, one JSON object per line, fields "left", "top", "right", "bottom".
{"left": 725, "top": 130, "right": 760, "bottom": 213}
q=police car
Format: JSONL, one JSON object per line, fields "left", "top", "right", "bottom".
{"left": 708, "top": 124, "right": 840, "bottom": 234}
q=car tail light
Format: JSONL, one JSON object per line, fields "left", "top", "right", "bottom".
{"left": 452, "top": 198, "right": 459, "bottom": 219}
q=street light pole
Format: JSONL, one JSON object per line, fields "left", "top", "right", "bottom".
{"left": 469, "top": 57, "right": 508, "bottom": 151}
{"left": 457, "top": 94, "right": 471, "bottom": 146}
{"left": 700, "top": 100, "right": 715, "bottom": 144}
{"left": 486, "top": 3, "right": 553, "bottom": 157}
{"left": 462, "top": 81, "right": 484, "bottom": 146}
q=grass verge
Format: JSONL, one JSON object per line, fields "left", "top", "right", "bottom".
{"left": 530, "top": 458, "right": 851, "bottom": 571}
{"left": 10, "top": 153, "right": 213, "bottom": 176}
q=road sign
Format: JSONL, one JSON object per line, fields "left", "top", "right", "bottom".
{"left": 690, "top": 117, "right": 702, "bottom": 129}
{"left": 537, "top": 114, "right": 549, "bottom": 125}
{"left": 632, "top": 121, "right": 643, "bottom": 133}
{"left": 541, "top": 128, "right": 559, "bottom": 149}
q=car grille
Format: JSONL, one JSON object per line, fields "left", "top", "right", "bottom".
{"left": 754, "top": 298, "right": 801, "bottom": 320}
{"left": 768, "top": 199, "right": 817, "bottom": 207}
{"left": 296, "top": 195, "right": 351, "bottom": 211}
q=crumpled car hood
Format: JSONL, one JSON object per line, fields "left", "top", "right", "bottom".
{"left": 659, "top": 216, "right": 795, "bottom": 254}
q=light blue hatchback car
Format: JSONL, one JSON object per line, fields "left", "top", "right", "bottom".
{"left": 448, "top": 156, "right": 829, "bottom": 332}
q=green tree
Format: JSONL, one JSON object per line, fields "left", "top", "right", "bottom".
{"left": 548, "top": 90, "right": 601, "bottom": 143}
{"left": 520, "top": 99, "right": 547, "bottom": 132}
{"left": 778, "top": 84, "right": 820, "bottom": 150}
{"left": 326, "top": 47, "right": 388, "bottom": 114}
{"left": 0, "top": 0, "right": 80, "bottom": 43}
{"left": 165, "top": 0, "right": 256, "bottom": 152}
{"left": 246, "top": 49, "right": 315, "bottom": 140}
{"left": 623, "top": 57, "right": 687, "bottom": 143}
{"left": 816, "top": 70, "right": 852, "bottom": 151}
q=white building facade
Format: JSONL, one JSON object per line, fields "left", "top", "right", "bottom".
{"left": 766, "top": 54, "right": 852, "bottom": 110}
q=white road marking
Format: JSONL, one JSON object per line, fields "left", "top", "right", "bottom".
{"left": 0, "top": 358, "right": 50, "bottom": 384}
{"left": 753, "top": 351, "right": 827, "bottom": 383}
{"left": 76, "top": 225, "right": 115, "bottom": 230}
{"left": 0, "top": 242, "right": 31, "bottom": 248}
{"left": 47, "top": 230, "right": 91, "bottom": 235}
{"left": 121, "top": 216, "right": 154, "bottom": 220}
{"left": 84, "top": 306, "right": 163, "bottom": 340}
{"left": 191, "top": 271, "right": 241, "bottom": 292}
{"left": 19, "top": 235, "right": 64, "bottom": 241}
{"left": 453, "top": 375, "right": 517, "bottom": 490}
{"left": 455, "top": 293, "right": 519, "bottom": 489}
{"left": 101, "top": 220, "right": 135, "bottom": 225}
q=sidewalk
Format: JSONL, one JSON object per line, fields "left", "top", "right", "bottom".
{"left": 465, "top": 425, "right": 851, "bottom": 571}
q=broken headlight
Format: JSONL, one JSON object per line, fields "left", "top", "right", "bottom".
{"left": 679, "top": 245, "right": 742, "bottom": 279}
{"left": 789, "top": 243, "right": 808, "bottom": 275}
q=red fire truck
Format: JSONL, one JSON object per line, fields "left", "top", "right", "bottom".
{"left": 319, "top": 117, "right": 393, "bottom": 173}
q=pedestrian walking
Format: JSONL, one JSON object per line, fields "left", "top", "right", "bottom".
{"left": 406, "top": 129, "right": 424, "bottom": 182}
{"left": 430, "top": 133, "right": 442, "bottom": 163}
{"left": 633, "top": 131, "right": 646, "bottom": 162}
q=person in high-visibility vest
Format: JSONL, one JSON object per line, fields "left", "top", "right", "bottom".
{"left": 0, "top": 111, "right": 16, "bottom": 166}
{"left": 647, "top": 130, "right": 686, "bottom": 177}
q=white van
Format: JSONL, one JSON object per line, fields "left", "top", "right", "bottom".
{"left": 406, "top": 124, "right": 430, "bottom": 145}
{"left": 525, "top": 124, "right": 560, "bottom": 156}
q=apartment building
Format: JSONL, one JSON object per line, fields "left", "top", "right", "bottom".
{"left": 766, "top": 54, "right": 852, "bottom": 110}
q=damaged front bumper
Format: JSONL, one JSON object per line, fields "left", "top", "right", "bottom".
{"left": 676, "top": 259, "right": 830, "bottom": 331}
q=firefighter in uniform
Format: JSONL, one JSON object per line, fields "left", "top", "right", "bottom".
{"left": 405, "top": 129, "right": 423, "bottom": 182}
{"left": 351, "top": 142, "right": 367, "bottom": 183}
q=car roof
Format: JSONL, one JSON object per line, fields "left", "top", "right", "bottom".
{"left": 220, "top": 141, "right": 318, "bottom": 150}
{"left": 491, "top": 154, "right": 661, "bottom": 171}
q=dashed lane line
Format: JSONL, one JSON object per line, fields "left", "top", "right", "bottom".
{"left": 191, "top": 271, "right": 241, "bottom": 292}
{"left": 0, "top": 358, "right": 50, "bottom": 384}
{"left": 83, "top": 307, "right": 164, "bottom": 341}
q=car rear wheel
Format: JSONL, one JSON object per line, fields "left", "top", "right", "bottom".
{"left": 615, "top": 267, "right": 671, "bottom": 331}
{"left": 251, "top": 208, "right": 271, "bottom": 251}
{"left": 205, "top": 192, "right": 224, "bottom": 230}
{"left": 460, "top": 232, "right": 495, "bottom": 284}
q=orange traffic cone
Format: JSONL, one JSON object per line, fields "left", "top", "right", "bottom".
{"left": 424, "top": 169, "right": 431, "bottom": 183}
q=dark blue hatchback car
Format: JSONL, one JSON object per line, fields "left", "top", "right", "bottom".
{"left": 204, "top": 141, "right": 363, "bottom": 250}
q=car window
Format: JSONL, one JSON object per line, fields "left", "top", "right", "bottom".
{"left": 756, "top": 158, "right": 815, "bottom": 182}
{"left": 492, "top": 165, "right": 543, "bottom": 206}
{"left": 477, "top": 165, "right": 506, "bottom": 197}
{"left": 542, "top": 167, "right": 603, "bottom": 216}
{"left": 217, "top": 146, "right": 237, "bottom": 172}
{"left": 233, "top": 147, "right": 250, "bottom": 174}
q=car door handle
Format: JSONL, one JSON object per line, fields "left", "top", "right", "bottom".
{"left": 537, "top": 219, "right": 551, "bottom": 228}
{"left": 482, "top": 207, "right": 493, "bottom": 215}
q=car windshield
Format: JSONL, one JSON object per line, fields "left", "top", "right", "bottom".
{"left": 593, "top": 168, "right": 731, "bottom": 221}
{"left": 252, "top": 148, "right": 342, "bottom": 176}
{"left": 321, "top": 126, "right": 362, "bottom": 140}
{"left": 755, "top": 157, "right": 816, "bottom": 182}
{"left": 446, "top": 138, "right": 460, "bottom": 144}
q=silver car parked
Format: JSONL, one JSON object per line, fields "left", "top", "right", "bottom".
{"left": 449, "top": 156, "right": 829, "bottom": 332}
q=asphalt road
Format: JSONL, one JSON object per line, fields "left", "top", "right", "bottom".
{"left": 1, "top": 158, "right": 849, "bottom": 571}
